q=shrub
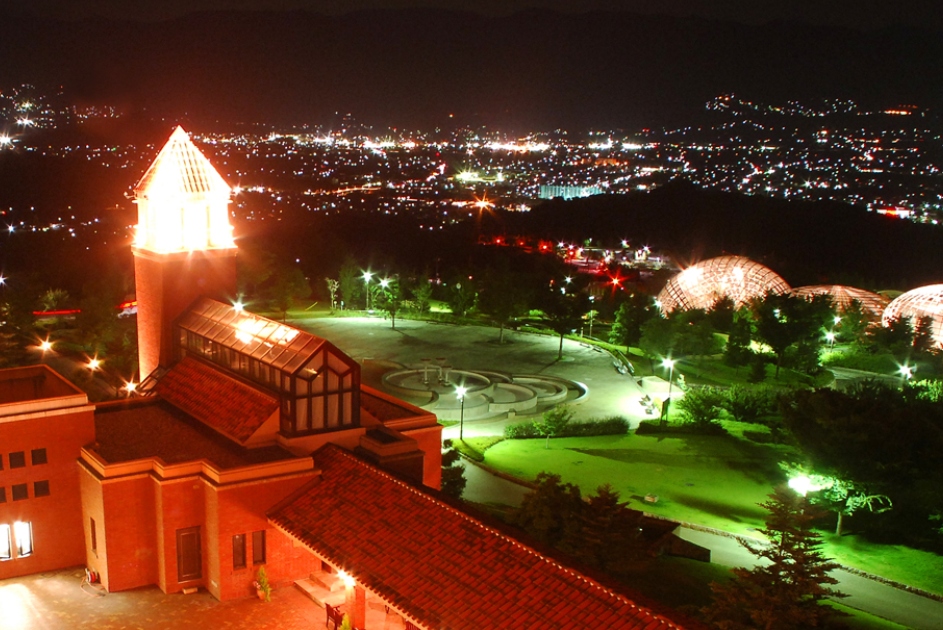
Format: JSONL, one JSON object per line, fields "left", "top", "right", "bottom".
{"left": 504, "top": 416, "right": 630, "bottom": 439}
{"left": 677, "top": 385, "right": 725, "bottom": 428}
{"left": 504, "top": 422, "right": 541, "bottom": 439}
{"left": 637, "top": 419, "right": 727, "bottom": 436}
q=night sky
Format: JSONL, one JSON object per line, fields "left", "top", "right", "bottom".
{"left": 7, "top": 0, "right": 943, "bottom": 31}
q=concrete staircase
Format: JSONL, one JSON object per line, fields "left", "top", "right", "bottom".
{"left": 294, "top": 570, "right": 345, "bottom": 608}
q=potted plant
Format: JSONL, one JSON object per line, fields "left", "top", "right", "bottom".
{"left": 253, "top": 566, "right": 272, "bottom": 602}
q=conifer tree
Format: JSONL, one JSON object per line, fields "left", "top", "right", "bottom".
{"left": 705, "top": 488, "right": 843, "bottom": 630}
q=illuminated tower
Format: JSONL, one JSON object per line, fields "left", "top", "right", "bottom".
{"left": 133, "top": 126, "right": 237, "bottom": 379}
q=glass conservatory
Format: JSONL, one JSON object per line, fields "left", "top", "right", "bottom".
{"left": 657, "top": 255, "right": 790, "bottom": 313}
{"left": 175, "top": 298, "right": 360, "bottom": 436}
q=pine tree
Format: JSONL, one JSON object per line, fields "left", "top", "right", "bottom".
{"left": 440, "top": 440, "right": 467, "bottom": 500}
{"left": 705, "top": 488, "right": 843, "bottom": 630}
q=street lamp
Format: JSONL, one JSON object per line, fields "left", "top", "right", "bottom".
{"left": 455, "top": 386, "right": 467, "bottom": 441}
{"left": 824, "top": 331, "right": 836, "bottom": 348}
{"left": 588, "top": 296, "right": 595, "bottom": 339}
{"left": 899, "top": 364, "right": 914, "bottom": 387}
{"left": 661, "top": 358, "right": 675, "bottom": 424}
{"left": 362, "top": 271, "right": 374, "bottom": 310}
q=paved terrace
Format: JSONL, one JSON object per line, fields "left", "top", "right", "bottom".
{"left": 292, "top": 316, "right": 658, "bottom": 433}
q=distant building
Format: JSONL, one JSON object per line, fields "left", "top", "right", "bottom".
{"left": 0, "top": 127, "right": 691, "bottom": 629}
{"left": 538, "top": 184, "right": 603, "bottom": 200}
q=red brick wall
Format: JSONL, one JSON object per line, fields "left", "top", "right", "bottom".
{"left": 212, "top": 473, "right": 321, "bottom": 601}
{"left": 404, "top": 425, "right": 444, "bottom": 490}
{"left": 79, "top": 464, "right": 106, "bottom": 587}
{"left": 154, "top": 477, "right": 206, "bottom": 594}
{"left": 100, "top": 474, "right": 159, "bottom": 592}
{"left": 0, "top": 409, "right": 95, "bottom": 580}
{"left": 134, "top": 249, "right": 237, "bottom": 379}
{"left": 80, "top": 467, "right": 321, "bottom": 601}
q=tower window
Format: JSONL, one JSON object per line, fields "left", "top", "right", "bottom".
{"left": 8, "top": 452, "right": 25, "bottom": 469}
{"left": 11, "top": 484, "right": 27, "bottom": 501}
{"left": 34, "top": 481, "right": 50, "bottom": 498}
{"left": 31, "top": 449, "right": 47, "bottom": 465}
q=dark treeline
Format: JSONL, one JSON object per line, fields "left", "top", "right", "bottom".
{"left": 508, "top": 181, "right": 943, "bottom": 290}
{"left": 7, "top": 181, "right": 943, "bottom": 301}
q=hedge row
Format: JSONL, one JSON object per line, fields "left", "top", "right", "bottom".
{"left": 636, "top": 420, "right": 728, "bottom": 436}
{"left": 504, "top": 416, "right": 630, "bottom": 439}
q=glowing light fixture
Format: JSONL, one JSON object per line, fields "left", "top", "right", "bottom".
{"left": 338, "top": 570, "right": 356, "bottom": 588}
{"left": 788, "top": 474, "right": 825, "bottom": 497}
{"left": 87, "top": 358, "right": 101, "bottom": 370}
{"left": 133, "top": 126, "right": 235, "bottom": 254}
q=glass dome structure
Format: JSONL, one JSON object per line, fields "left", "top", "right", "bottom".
{"left": 657, "top": 255, "right": 790, "bottom": 313}
{"left": 882, "top": 284, "right": 943, "bottom": 347}
{"left": 791, "top": 285, "right": 889, "bottom": 322}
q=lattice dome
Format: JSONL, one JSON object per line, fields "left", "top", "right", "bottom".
{"left": 882, "top": 284, "right": 943, "bottom": 347}
{"left": 791, "top": 285, "right": 890, "bottom": 322}
{"left": 657, "top": 255, "right": 790, "bottom": 313}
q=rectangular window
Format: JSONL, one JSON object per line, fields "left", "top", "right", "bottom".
{"left": 14, "top": 521, "right": 32, "bottom": 557}
{"left": 0, "top": 453, "right": 4, "bottom": 470}
{"left": 0, "top": 488, "right": 5, "bottom": 503}
{"left": 11, "top": 484, "right": 28, "bottom": 501}
{"left": 34, "top": 481, "right": 50, "bottom": 498}
{"left": 232, "top": 534, "right": 246, "bottom": 570}
{"left": 0, "top": 525, "right": 10, "bottom": 561}
{"left": 252, "top": 530, "right": 266, "bottom": 565}
{"left": 90, "top": 518, "right": 97, "bottom": 554}
{"left": 8, "top": 452, "right": 25, "bottom": 469}
{"left": 31, "top": 449, "right": 47, "bottom": 466}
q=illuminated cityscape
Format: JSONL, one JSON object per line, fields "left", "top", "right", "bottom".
{"left": 1, "top": 86, "right": 942, "bottom": 246}
{"left": 2, "top": 3, "right": 943, "bottom": 628}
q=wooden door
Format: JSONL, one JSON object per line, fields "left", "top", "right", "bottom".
{"left": 176, "top": 526, "right": 202, "bottom": 582}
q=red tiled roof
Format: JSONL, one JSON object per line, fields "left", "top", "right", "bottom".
{"left": 156, "top": 357, "right": 278, "bottom": 444}
{"left": 269, "top": 445, "right": 687, "bottom": 630}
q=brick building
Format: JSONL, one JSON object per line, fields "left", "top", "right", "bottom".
{"left": 0, "top": 127, "right": 692, "bottom": 628}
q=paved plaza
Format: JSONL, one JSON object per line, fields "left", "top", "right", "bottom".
{"left": 294, "top": 314, "right": 665, "bottom": 437}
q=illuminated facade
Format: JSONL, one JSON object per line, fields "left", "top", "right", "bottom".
{"left": 791, "top": 284, "right": 889, "bottom": 322}
{"left": 133, "top": 127, "right": 238, "bottom": 380}
{"left": 882, "top": 284, "right": 943, "bottom": 347}
{"left": 657, "top": 255, "right": 790, "bottom": 313}
{"left": 0, "top": 127, "right": 689, "bottom": 629}
{"left": 0, "top": 366, "right": 95, "bottom": 582}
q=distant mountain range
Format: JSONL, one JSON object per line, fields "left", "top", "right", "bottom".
{"left": 0, "top": 9, "right": 940, "bottom": 130}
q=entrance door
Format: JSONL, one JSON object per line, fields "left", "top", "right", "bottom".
{"left": 176, "top": 526, "right": 202, "bottom": 582}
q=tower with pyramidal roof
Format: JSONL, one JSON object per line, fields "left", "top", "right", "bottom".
{"left": 132, "top": 126, "right": 238, "bottom": 379}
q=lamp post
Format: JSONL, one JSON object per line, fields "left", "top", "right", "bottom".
{"left": 899, "top": 364, "right": 914, "bottom": 388}
{"left": 825, "top": 331, "right": 836, "bottom": 349}
{"left": 661, "top": 358, "right": 675, "bottom": 424}
{"left": 588, "top": 296, "right": 595, "bottom": 339}
{"left": 455, "top": 386, "right": 467, "bottom": 441}
{"left": 362, "top": 271, "right": 374, "bottom": 310}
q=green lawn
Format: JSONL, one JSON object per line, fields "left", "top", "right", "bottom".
{"left": 484, "top": 433, "right": 780, "bottom": 533}
{"left": 482, "top": 433, "right": 943, "bottom": 595}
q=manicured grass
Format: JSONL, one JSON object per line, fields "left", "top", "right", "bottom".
{"left": 483, "top": 433, "right": 781, "bottom": 534}
{"left": 482, "top": 433, "right": 943, "bottom": 595}
{"left": 452, "top": 436, "right": 504, "bottom": 462}
{"left": 820, "top": 535, "right": 943, "bottom": 597}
